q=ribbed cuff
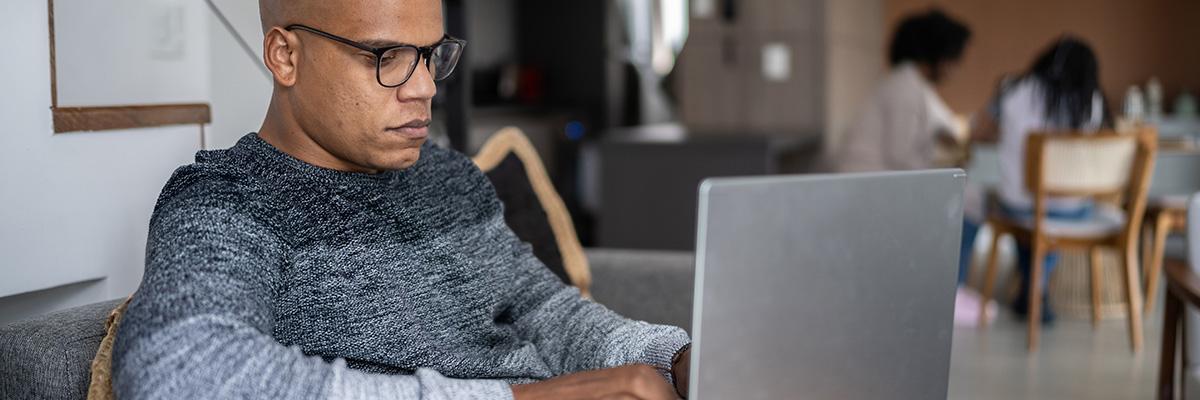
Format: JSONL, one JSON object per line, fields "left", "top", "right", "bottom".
{"left": 637, "top": 327, "right": 692, "bottom": 385}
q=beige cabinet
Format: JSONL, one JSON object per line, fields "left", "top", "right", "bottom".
{"left": 677, "top": 0, "right": 882, "bottom": 141}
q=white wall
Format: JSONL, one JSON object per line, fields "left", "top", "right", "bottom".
{"left": 207, "top": 0, "right": 272, "bottom": 150}
{"left": 55, "top": 0, "right": 210, "bottom": 107}
{"left": 0, "top": 0, "right": 205, "bottom": 325}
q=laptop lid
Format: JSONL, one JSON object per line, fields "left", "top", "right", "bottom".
{"left": 688, "top": 169, "right": 965, "bottom": 399}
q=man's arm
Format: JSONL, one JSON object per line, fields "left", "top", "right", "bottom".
{"left": 113, "top": 192, "right": 510, "bottom": 399}
{"left": 486, "top": 214, "right": 691, "bottom": 382}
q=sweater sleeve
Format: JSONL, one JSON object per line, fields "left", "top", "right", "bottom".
{"left": 492, "top": 214, "right": 691, "bottom": 381}
{"left": 113, "top": 192, "right": 512, "bottom": 400}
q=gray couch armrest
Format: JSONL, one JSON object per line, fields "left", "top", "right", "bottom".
{"left": 586, "top": 248, "right": 695, "bottom": 333}
{"left": 0, "top": 298, "right": 123, "bottom": 400}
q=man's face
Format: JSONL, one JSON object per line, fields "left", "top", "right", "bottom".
{"left": 287, "top": 0, "right": 444, "bottom": 172}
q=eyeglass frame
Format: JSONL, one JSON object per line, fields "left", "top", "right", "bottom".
{"left": 284, "top": 24, "right": 466, "bottom": 88}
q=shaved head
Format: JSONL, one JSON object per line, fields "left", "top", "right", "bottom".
{"left": 259, "top": 0, "right": 331, "bottom": 33}
{"left": 259, "top": 0, "right": 442, "bottom": 38}
{"left": 256, "top": 0, "right": 447, "bottom": 173}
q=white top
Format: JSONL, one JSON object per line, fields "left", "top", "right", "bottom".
{"left": 995, "top": 77, "right": 1105, "bottom": 210}
{"left": 833, "top": 62, "right": 958, "bottom": 172}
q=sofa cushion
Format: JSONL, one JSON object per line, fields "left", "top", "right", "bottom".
{"left": 0, "top": 299, "right": 123, "bottom": 400}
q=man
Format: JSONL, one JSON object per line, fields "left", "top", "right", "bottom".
{"left": 112, "top": 1, "right": 691, "bottom": 399}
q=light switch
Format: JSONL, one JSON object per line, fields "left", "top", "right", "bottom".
{"left": 762, "top": 42, "right": 791, "bottom": 82}
{"left": 693, "top": 0, "right": 715, "bottom": 18}
{"left": 150, "top": 5, "right": 186, "bottom": 60}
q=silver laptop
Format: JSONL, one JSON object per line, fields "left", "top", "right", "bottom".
{"left": 688, "top": 169, "right": 965, "bottom": 400}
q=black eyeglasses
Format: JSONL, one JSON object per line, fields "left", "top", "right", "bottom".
{"left": 285, "top": 24, "right": 465, "bottom": 88}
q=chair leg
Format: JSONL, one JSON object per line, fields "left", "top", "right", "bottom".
{"left": 1122, "top": 247, "right": 1145, "bottom": 353}
{"left": 1028, "top": 242, "right": 1047, "bottom": 351}
{"left": 1142, "top": 223, "right": 1153, "bottom": 284}
{"left": 1145, "top": 215, "right": 1170, "bottom": 314}
{"left": 1183, "top": 320, "right": 1190, "bottom": 400}
{"left": 979, "top": 229, "right": 1003, "bottom": 327}
{"left": 1158, "top": 292, "right": 1182, "bottom": 400}
{"left": 1090, "top": 247, "right": 1103, "bottom": 329}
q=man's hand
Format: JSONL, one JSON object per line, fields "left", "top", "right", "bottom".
{"left": 511, "top": 364, "right": 679, "bottom": 400}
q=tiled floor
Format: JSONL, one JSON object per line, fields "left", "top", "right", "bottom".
{"left": 948, "top": 303, "right": 1164, "bottom": 399}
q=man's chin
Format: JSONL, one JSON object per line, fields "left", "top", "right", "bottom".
{"left": 375, "top": 148, "right": 422, "bottom": 171}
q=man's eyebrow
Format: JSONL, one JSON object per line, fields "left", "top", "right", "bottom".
{"left": 359, "top": 37, "right": 443, "bottom": 49}
{"left": 359, "top": 39, "right": 404, "bottom": 48}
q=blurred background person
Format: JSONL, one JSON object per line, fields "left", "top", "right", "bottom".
{"left": 831, "top": 8, "right": 970, "bottom": 173}
{"left": 970, "top": 36, "right": 1110, "bottom": 323}
{"left": 830, "top": 8, "right": 987, "bottom": 325}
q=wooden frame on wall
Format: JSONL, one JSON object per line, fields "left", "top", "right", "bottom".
{"left": 46, "top": 0, "right": 211, "bottom": 134}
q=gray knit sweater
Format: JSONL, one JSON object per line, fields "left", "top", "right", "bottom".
{"left": 112, "top": 133, "right": 690, "bottom": 399}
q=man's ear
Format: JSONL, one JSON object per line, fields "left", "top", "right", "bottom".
{"left": 263, "top": 27, "right": 300, "bottom": 87}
